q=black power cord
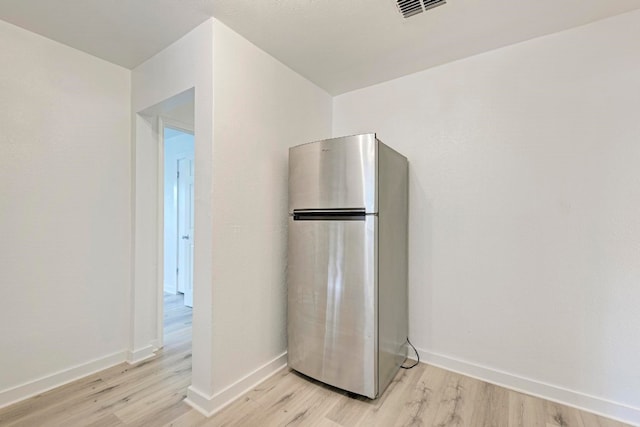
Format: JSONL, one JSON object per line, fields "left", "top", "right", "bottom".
{"left": 400, "top": 337, "right": 420, "bottom": 369}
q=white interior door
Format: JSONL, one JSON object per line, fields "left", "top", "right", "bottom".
{"left": 177, "top": 156, "right": 194, "bottom": 307}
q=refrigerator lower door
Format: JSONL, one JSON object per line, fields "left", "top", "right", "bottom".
{"left": 287, "top": 215, "right": 378, "bottom": 398}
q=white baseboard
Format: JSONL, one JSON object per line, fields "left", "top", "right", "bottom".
{"left": 126, "top": 344, "right": 156, "bottom": 364}
{"left": 185, "top": 352, "right": 288, "bottom": 417}
{"left": 415, "top": 347, "right": 640, "bottom": 426}
{"left": 0, "top": 350, "right": 127, "bottom": 409}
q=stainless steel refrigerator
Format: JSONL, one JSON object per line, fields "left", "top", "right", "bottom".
{"left": 287, "top": 133, "right": 408, "bottom": 399}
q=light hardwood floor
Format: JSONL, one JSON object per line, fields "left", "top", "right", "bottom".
{"left": 0, "top": 294, "right": 631, "bottom": 426}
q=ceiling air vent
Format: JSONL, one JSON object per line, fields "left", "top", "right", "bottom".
{"left": 395, "top": 0, "right": 446, "bottom": 19}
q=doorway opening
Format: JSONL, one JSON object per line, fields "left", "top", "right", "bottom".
{"left": 162, "top": 124, "right": 194, "bottom": 350}
{"left": 134, "top": 87, "right": 195, "bottom": 359}
{"left": 163, "top": 126, "right": 195, "bottom": 308}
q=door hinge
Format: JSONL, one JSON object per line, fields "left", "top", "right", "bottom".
{"left": 177, "top": 171, "right": 180, "bottom": 179}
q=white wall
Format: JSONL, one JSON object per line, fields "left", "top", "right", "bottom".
{"left": 131, "top": 19, "right": 332, "bottom": 415}
{"left": 0, "top": 19, "right": 131, "bottom": 406}
{"left": 333, "top": 10, "right": 640, "bottom": 424}
{"left": 208, "top": 21, "right": 332, "bottom": 412}
{"left": 163, "top": 129, "right": 195, "bottom": 294}
{"left": 131, "top": 20, "right": 214, "bottom": 371}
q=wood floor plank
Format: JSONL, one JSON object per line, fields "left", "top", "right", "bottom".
{"left": 323, "top": 392, "right": 371, "bottom": 426}
{"left": 306, "top": 417, "right": 343, "bottom": 427}
{"left": 263, "top": 382, "right": 335, "bottom": 426}
{"left": 124, "top": 397, "right": 192, "bottom": 427}
{"left": 580, "top": 411, "right": 629, "bottom": 427}
{"left": 509, "top": 390, "right": 547, "bottom": 427}
{"left": 244, "top": 368, "right": 307, "bottom": 406}
{"left": 98, "top": 342, "right": 191, "bottom": 387}
{"left": 202, "top": 396, "right": 264, "bottom": 427}
{"left": 66, "top": 358, "right": 192, "bottom": 426}
{"left": 467, "top": 381, "right": 509, "bottom": 427}
{"left": 546, "top": 400, "right": 587, "bottom": 427}
{"left": 389, "top": 363, "right": 450, "bottom": 427}
{"left": 0, "top": 375, "right": 105, "bottom": 426}
{"left": 242, "top": 374, "right": 333, "bottom": 426}
{"left": 430, "top": 372, "right": 470, "bottom": 427}
{"left": 111, "top": 372, "right": 191, "bottom": 424}
{"left": 161, "top": 408, "right": 207, "bottom": 427}
{"left": 356, "top": 364, "right": 425, "bottom": 426}
{"left": 431, "top": 372, "right": 480, "bottom": 427}
{"left": 0, "top": 292, "right": 633, "bottom": 427}
{"left": 84, "top": 413, "right": 126, "bottom": 427}
{"left": 6, "top": 378, "right": 116, "bottom": 427}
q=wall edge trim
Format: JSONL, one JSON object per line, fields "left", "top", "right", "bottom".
{"left": 126, "top": 344, "right": 156, "bottom": 364}
{"left": 415, "top": 348, "right": 640, "bottom": 425}
{"left": 0, "top": 350, "right": 127, "bottom": 409}
{"left": 185, "top": 351, "right": 288, "bottom": 417}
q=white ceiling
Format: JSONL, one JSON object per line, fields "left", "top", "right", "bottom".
{"left": 1, "top": 0, "right": 639, "bottom": 95}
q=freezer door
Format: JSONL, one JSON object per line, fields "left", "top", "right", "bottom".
{"left": 288, "top": 134, "right": 377, "bottom": 213}
{"left": 287, "top": 215, "right": 378, "bottom": 398}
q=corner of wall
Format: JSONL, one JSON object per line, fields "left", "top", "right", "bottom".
{"left": 185, "top": 352, "right": 287, "bottom": 417}
{"left": 0, "top": 351, "right": 127, "bottom": 410}
{"left": 417, "top": 343, "right": 640, "bottom": 424}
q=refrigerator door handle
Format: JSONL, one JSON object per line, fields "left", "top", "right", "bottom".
{"left": 292, "top": 208, "right": 367, "bottom": 221}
